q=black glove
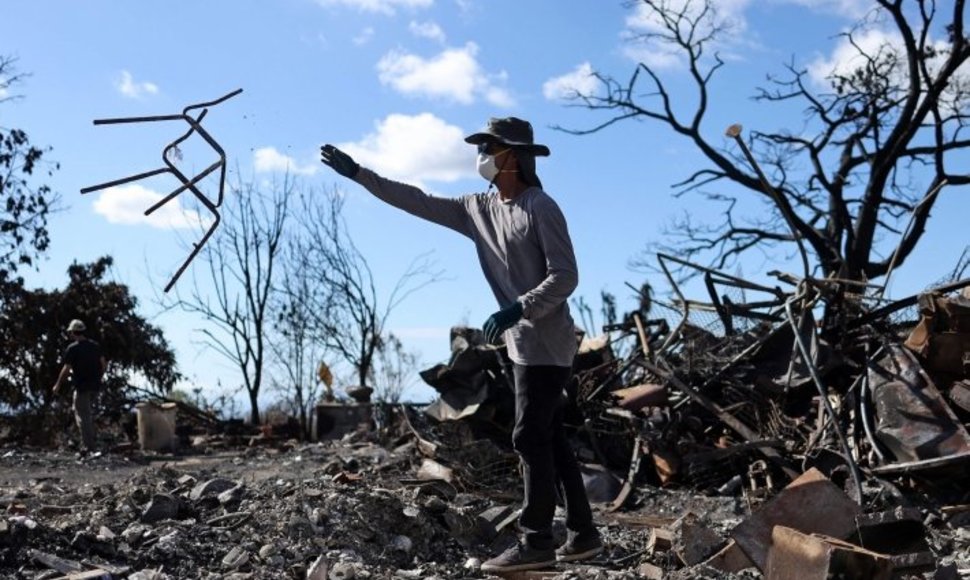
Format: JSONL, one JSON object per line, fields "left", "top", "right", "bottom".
{"left": 320, "top": 144, "right": 360, "bottom": 178}
{"left": 483, "top": 302, "right": 524, "bottom": 344}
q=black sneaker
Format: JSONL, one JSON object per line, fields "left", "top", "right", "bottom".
{"left": 481, "top": 543, "right": 557, "bottom": 573}
{"left": 556, "top": 532, "right": 604, "bottom": 562}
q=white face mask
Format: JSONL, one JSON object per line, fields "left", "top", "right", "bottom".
{"left": 477, "top": 152, "right": 499, "bottom": 182}
{"left": 477, "top": 149, "right": 511, "bottom": 182}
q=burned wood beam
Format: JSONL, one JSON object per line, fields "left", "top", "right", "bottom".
{"left": 640, "top": 360, "right": 798, "bottom": 479}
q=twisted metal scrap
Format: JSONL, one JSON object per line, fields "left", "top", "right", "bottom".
{"left": 80, "top": 88, "right": 243, "bottom": 292}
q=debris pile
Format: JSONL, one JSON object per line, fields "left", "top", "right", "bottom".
{"left": 405, "top": 255, "right": 970, "bottom": 578}
{"left": 2, "top": 256, "right": 969, "bottom": 578}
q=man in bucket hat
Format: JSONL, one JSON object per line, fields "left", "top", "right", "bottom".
{"left": 52, "top": 319, "right": 107, "bottom": 453}
{"left": 321, "top": 117, "right": 602, "bottom": 572}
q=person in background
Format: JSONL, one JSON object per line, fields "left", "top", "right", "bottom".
{"left": 52, "top": 319, "right": 107, "bottom": 453}
{"left": 320, "top": 117, "right": 603, "bottom": 573}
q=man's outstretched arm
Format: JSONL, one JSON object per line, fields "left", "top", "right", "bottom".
{"left": 321, "top": 144, "right": 471, "bottom": 236}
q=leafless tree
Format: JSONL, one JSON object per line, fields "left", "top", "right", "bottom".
{"left": 563, "top": 0, "right": 970, "bottom": 292}
{"left": 166, "top": 175, "right": 290, "bottom": 425}
{"left": 372, "top": 332, "right": 420, "bottom": 405}
{"left": 287, "top": 187, "right": 443, "bottom": 393}
{"left": 271, "top": 245, "right": 327, "bottom": 439}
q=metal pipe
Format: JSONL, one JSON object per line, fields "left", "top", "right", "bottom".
{"left": 726, "top": 124, "right": 811, "bottom": 280}
{"left": 876, "top": 178, "right": 947, "bottom": 299}
{"left": 656, "top": 254, "right": 691, "bottom": 355}
{"left": 860, "top": 346, "right": 887, "bottom": 463}
{"left": 784, "top": 295, "right": 864, "bottom": 503}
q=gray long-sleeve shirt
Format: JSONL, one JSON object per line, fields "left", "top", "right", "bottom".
{"left": 353, "top": 168, "right": 579, "bottom": 367}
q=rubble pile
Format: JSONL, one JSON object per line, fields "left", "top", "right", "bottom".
{"left": 1, "top": 257, "right": 969, "bottom": 578}
{"left": 0, "top": 445, "right": 490, "bottom": 579}
{"left": 410, "top": 256, "right": 970, "bottom": 578}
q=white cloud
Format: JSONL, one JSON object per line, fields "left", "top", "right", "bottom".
{"left": 115, "top": 70, "right": 159, "bottom": 99}
{"left": 253, "top": 147, "right": 318, "bottom": 176}
{"left": 409, "top": 20, "right": 446, "bottom": 43}
{"left": 93, "top": 184, "right": 211, "bottom": 230}
{"left": 543, "top": 62, "right": 598, "bottom": 101}
{"left": 807, "top": 28, "right": 970, "bottom": 113}
{"left": 622, "top": 0, "right": 753, "bottom": 69}
{"left": 377, "top": 42, "right": 514, "bottom": 107}
{"left": 354, "top": 27, "right": 375, "bottom": 45}
{"left": 620, "top": 0, "right": 764, "bottom": 70}
{"left": 777, "top": 0, "right": 873, "bottom": 19}
{"left": 620, "top": 0, "right": 881, "bottom": 70}
{"left": 316, "top": 0, "right": 432, "bottom": 15}
{"left": 807, "top": 28, "right": 898, "bottom": 84}
{"left": 338, "top": 112, "right": 475, "bottom": 186}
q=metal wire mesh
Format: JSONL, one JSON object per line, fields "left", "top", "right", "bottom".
{"left": 453, "top": 441, "right": 521, "bottom": 492}
{"left": 421, "top": 421, "right": 521, "bottom": 493}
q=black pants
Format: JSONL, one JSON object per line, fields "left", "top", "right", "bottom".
{"left": 512, "top": 364, "right": 594, "bottom": 550}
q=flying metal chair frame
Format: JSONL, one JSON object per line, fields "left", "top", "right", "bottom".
{"left": 81, "top": 88, "right": 243, "bottom": 292}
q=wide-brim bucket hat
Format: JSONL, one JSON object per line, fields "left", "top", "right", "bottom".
{"left": 464, "top": 117, "right": 551, "bottom": 157}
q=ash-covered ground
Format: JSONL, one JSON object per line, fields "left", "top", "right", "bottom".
{"left": 2, "top": 440, "right": 968, "bottom": 579}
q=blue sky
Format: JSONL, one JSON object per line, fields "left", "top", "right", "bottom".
{"left": 5, "top": 0, "right": 968, "bottom": 406}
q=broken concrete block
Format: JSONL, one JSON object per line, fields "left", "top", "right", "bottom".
{"left": 416, "top": 458, "right": 454, "bottom": 482}
{"left": 731, "top": 468, "right": 861, "bottom": 571}
{"left": 328, "top": 562, "right": 356, "bottom": 580}
{"left": 671, "top": 511, "right": 725, "bottom": 566}
{"left": 476, "top": 505, "right": 514, "bottom": 541}
{"left": 140, "top": 494, "right": 181, "bottom": 524}
{"left": 637, "top": 562, "right": 664, "bottom": 579}
{"left": 765, "top": 526, "right": 893, "bottom": 580}
{"left": 217, "top": 485, "right": 244, "bottom": 505}
{"left": 120, "top": 523, "right": 152, "bottom": 543}
{"left": 127, "top": 571, "right": 167, "bottom": 580}
{"left": 702, "top": 539, "right": 755, "bottom": 573}
{"left": 647, "top": 527, "right": 674, "bottom": 554}
{"left": 306, "top": 554, "right": 328, "bottom": 580}
{"left": 189, "top": 478, "right": 236, "bottom": 501}
{"left": 222, "top": 546, "right": 249, "bottom": 570}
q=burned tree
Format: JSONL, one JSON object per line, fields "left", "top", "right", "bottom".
{"left": 0, "top": 257, "right": 178, "bottom": 419}
{"left": 167, "top": 177, "right": 289, "bottom": 425}
{"left": 287, "top": 187, "right": 442, "bottom": 394}
{"left": 567, "top": 0, "right": 970, "bottom": 291}
{"left": 0, "top": 55, "right": 60, "bottom": 279}
{"left": 272, "top": 250, "right": 328, "bottom": 438}
{"left": 372, "top": 332, "right": 420, "bottom": 405}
